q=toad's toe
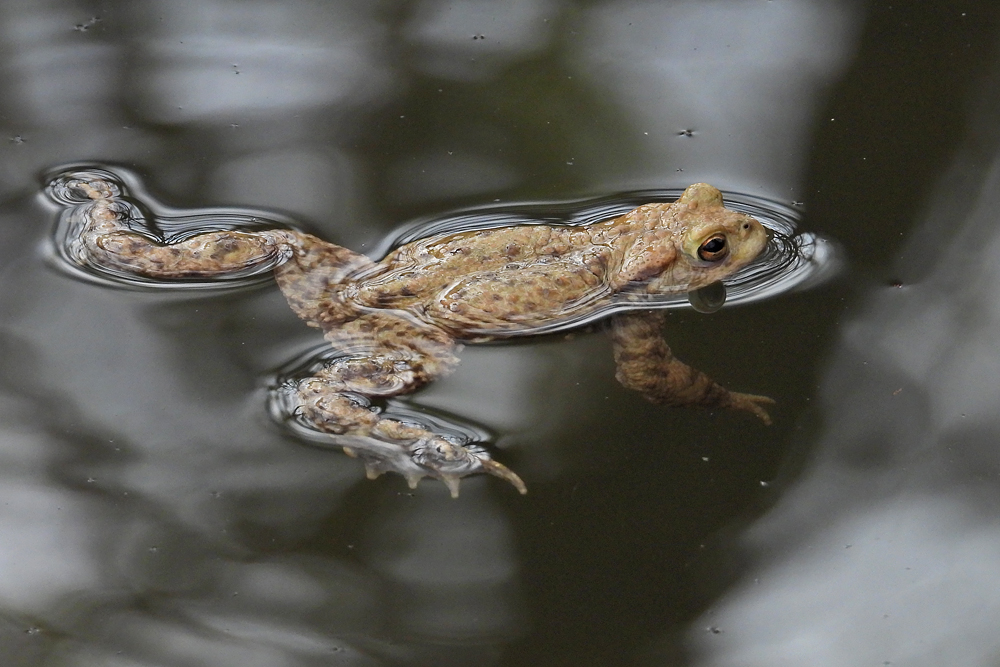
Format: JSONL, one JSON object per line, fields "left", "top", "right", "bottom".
{"left": 726, "top": 392, "right": 775, "bottom": 425}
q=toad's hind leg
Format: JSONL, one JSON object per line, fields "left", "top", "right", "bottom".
{"left": 273, "top": 233, "right": 374, "bottom": 326}
{"left": 68, "top": 175, "right": 305, "bottom": 279}
{"left": 295, "top": 312, "right": 526, "bottom": 497}
{"left": 610, "top": 310, "right": 774, "bottom": 423}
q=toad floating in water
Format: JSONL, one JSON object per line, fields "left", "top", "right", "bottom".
{"left": 64, "top": 174, "right": 774, "bottom": 496}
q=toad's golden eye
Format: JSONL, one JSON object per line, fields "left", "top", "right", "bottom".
{"left": 698, "top": 235, "right": 728, "bottom": 261}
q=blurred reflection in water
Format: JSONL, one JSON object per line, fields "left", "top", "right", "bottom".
{"left": 574, "top": 0, "right": 860, "bottom": 193}
{"left": 363, "top": 488, "right": 523, "bottom": 651}
{"left": 134, "top": 3, "right": 393, "bottom": 122}
{"left": 403, "top": 0, "right": 558, "bottom": 81}
{"left": 685, "top": 45, "right": 1000, "bottom": 667}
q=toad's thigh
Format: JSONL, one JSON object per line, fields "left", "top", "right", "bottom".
{"left": 318, "top": 312, "right": 461, "bottom": 395}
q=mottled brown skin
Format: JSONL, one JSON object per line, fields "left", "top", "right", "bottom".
{"left": 69, "top": 177, "right": 773, "bottom": 496}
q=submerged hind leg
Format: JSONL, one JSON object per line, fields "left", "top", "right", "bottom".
{"left": 294, "top": 312, "right": 526, "bottom": 496}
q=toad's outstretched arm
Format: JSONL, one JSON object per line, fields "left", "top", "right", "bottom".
{"left": 610, "top": 310, "right": 774, "bottom": 423}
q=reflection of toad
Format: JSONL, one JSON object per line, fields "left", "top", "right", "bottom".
{"left": 68, "top": 175, "right": 772, "bottom": 496}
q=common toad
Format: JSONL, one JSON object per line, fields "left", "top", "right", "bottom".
{"left": 66, "top": 176, "right": 773, "bottom": 496}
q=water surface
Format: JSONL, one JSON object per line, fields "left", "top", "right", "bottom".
{"left": 0, "top": 1, "right": 997, "bottom": 665}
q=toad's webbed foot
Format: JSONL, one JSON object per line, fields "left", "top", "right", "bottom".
{"left": 722, "top": 392, "right": 775, "bottom": 425}
{"left": 411, "top": 438, "right": 527, "bottom": 497}
{"left": 338, "top": 435, "right": 526, "bottom": 498}
{"left": 298, "top": 389, "right": 527, "bottom": 497}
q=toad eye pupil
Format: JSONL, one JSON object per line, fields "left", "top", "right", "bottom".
{"left": 698, "top": 236, "right": 728, "bottom": 261}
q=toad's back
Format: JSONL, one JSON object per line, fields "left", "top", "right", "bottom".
{"left": 348, "top": 223, "right": 625, "bottom": 335}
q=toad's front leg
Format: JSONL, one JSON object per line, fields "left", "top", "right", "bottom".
{"left": 296, "top": 313, "right": 527, "bottom": 497}
{"left": 610, "top": 310, "right": 774, "bottom": 423}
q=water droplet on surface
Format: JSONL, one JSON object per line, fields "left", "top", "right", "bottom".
{"left": 688, "top": 281, "right": 727, "bottom": 313}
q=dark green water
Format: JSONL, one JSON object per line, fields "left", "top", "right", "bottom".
{"left": 1, "top": 1, "right": 999, "bottom": 665}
